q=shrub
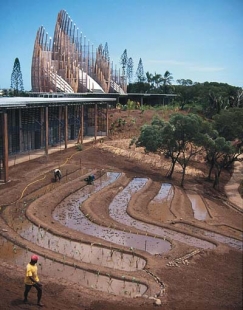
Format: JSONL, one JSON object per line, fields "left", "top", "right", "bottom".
{"left": 76, "top": 144, "right": 83, "bottom": 151}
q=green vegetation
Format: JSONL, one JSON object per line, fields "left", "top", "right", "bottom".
{"left": 128, "top": 74, "right": 243, "bottom": 120}
{"left": 10, "top": 58, "right": 24, "bottom": 95}
{"left": 212, "top": 108, "right": 243, "bottom": 141}
{"left": 133, "top": 108, "right": 242, "bottom": 188}
{"left": 136, "top": 58, "right": 145, "bottom": 82}
{"left": 75, "top": 144, "right": 83, "bottom": 151}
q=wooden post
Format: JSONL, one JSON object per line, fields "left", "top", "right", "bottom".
{"left": 41, "top": 107, "right": 44, "bottom": 148}
{"left": 77, "top": 105, "right": 84, "bottom": 144}
{"left": 58, "top": 106, "right": 62, "bottom": 148}
{"left": 94, "top": 103, "right": 97, "bottom": 142}
{"left": 19, "top": 109, "right": 23, "bottom": 152}
{"left": 45, "top": 106, "right": 49, "bottom": 156}
{"left": 64, "top": 105, "right": 68, "bottom": 149}
{"left": 106, "top": 103, "right": 109, "bottom": 137}
{"left": 3, "top": 112, "right": 9, "bottom": 183}
{"left": 81, "top": 105, "right": 84, "bottom": 144}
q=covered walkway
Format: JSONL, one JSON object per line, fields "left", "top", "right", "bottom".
{"left": 8, "top": 136, "right": 99, "bottom": 168}
{"left": 0, "top": 96, "right": 116, "bottom": 183}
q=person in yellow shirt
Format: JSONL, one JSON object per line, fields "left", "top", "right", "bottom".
{"left": 23, "top": 254, "right": 43, "bottom": 307}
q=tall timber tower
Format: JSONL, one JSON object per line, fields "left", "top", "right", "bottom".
{"left": 31, "top": 10, "right": 126, "bottom": 94}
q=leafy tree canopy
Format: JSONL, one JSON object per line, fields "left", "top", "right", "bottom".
{"left": 136, "top": 113, "right": 208, "bottom": 186}
{"left": 212, "top": 108, "right": 243, "bottom": 142}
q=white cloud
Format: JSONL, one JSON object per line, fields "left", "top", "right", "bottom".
{"left": 148, "top": 59, "right": 188, "bottom": 66}
{"left": 189, "top": 66, "right": 225, "bottom": 72}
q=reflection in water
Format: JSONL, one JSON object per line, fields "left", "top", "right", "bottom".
{"left": 109, "top": 178, "right": 215, "bottom": 250}
{"left": 53, "top": 174, "right": 171, "bottom": 255}
{"left": 152, "top": 183, "right": 174, "bottom": 202}
{"left": 186, "top": 191, "right": 210, "bottom": 221}
{"left": 149, "top": 183, "right": 175, "bottom": 221}
{"left": 0, "top": 237, "right": 148, "bottom": 297}
{"left": 7, "top": 173, "right": 147, "bottom": 270}
{"left": 17, "top": 221, "right": 146, "bottom": 271}
{"left": 175, "top": 223, "right": 243, "bottom": 251}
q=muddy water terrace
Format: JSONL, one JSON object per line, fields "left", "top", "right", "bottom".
{"left": 1, "top": 172, "right": 242, "bottom": 297}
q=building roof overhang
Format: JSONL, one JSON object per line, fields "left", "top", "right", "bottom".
{"left": 0, "top": 96, "right": 116, "bottom": 110}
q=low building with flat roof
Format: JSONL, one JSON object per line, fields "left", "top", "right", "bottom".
{"left": 0, "top": 96, "right": 116, "bottom": 183}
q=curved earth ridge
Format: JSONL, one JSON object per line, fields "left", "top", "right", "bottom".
{"left": 1, "top": 168, "right": 241, "bottom": 300}
{"left": 55, "top": 173, "right": 241, "bottom": 250}
{"left": 0, "top": 233, "right": 149, "bottom": 298}
{"left": 1, "top": 171, "right": 161, "bottom": 298}
{"left": 53, "top": 174, "right": 171, "bottom": 254}
{"left": 0, "top": 139, "right": 242, "bottom": 309}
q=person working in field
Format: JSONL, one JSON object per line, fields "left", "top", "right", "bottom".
{"left": 23, "top": 254, "right": 43, "bottom": 307}
{"left": 54, "top": 168, "right": 62, "bottom": 181}
{"left": 84, "top": 174, "right": 95, "bottom": 185}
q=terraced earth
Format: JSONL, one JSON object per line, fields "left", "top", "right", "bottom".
{"left": 0, "top": 109, "right": 242, "bottom": 310}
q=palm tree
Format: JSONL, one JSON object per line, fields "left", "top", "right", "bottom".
{"left": 162, "top": 71, "right": 173, "bottom": 93}
{"left": 145, "top": 71, "right": 153, "bottom": 86}
{"left": 153, "top": 72, "right": 163, "bottom": 89}
{"left": 145, "top": 71, "right": 155, "bottom": 92}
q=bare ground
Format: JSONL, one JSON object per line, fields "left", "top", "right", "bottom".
{"left": 0, "top": 109, "right": 242, "bottom": 310}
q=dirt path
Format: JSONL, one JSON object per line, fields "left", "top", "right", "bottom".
{"left": 224, "top": 158, "right": 243, "bottom": 210}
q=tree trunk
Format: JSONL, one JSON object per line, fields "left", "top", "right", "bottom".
{"left": 180, "top": 167, "right": 186, "bottom": 187}
{"left": 207, "top": 161, "right": 214, "bottom": 180}
{"left": 167, "top": 160, "right": 175, "bottom": 178}
{"left": 213, "top": 169, "right": 221, "bottom": 189}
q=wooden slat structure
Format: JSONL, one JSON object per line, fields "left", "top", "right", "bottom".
{"left": 31, "top": 10, "right": 126, "bottom": 94}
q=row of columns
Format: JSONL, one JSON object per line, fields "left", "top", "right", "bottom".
{"left": 1, "top": 103, "right": 109, "bottom": 183}
{"left": 1, "top": 112, "right": 8, "bottom": 183}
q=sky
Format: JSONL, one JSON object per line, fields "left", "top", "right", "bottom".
{"left": 0, "top": 0, "right": 242, "bottom": 91}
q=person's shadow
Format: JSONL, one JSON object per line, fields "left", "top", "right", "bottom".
{"left": 11, "top": 298, "right": 34, "bottom": 307}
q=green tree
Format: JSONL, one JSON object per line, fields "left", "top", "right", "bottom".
{"left": 172, "top": 81, "right": 240, "bottom": 116}
{"left": 204, "top": 136, "right": 240, "bottom": 188}
{"left": 136, "top": 113, "right": 207, "bottom": 186}
{"left": 127, "top": 81, "right": 150, "bottom": 93}
{"left": 152, "top": 72, "right": 163, "bottom": 89}
{"left": 208, "top": 92, "right": 225, "bottom": 115}
{"left": 103, "top": 42, "right": 110, "bottom": 61}
{"left": 127, "top": 57, "right": 134, "bottom": 83}
{"left": 10, "top": 58, "right": 24, "bottom": 95}
{"left": 156, "top": 121, "right": 180, "bottom": 178}
{"left": 136, "top": 58, "right": 145, "bottom": 82}
{"left": 135, "top": 116, "right": 165, "bottom": 151}
{"left": 145, "top": 71, "right": 154, "bottom": 88}
{"left": 176, "top": 79, "right": 194, "bottom": 109}
{"left": 120, "top": 49, "right": 128, "bottom": 76}
{"left": 98, "top": 44, "right": 103, "bottom": 54}
{"left": 204, "top": 136, "right": 228, "bottom": 181}
{"left": 197, "top": 82, "right": 239, "bottom": 117}
{"left": 162, "top": 70, "right": 173, "bottom": 93}
{"left": 235, "top": 88, "right": 243, "bottom": 107}
{"left": 213, "top": 149, "right": 241, "bottom": 189}
{"left": 212, "top": 108, "right": 243, "bottom": 143}
{"left": 168, "top": 113, "right": 206, "bottom": 186}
